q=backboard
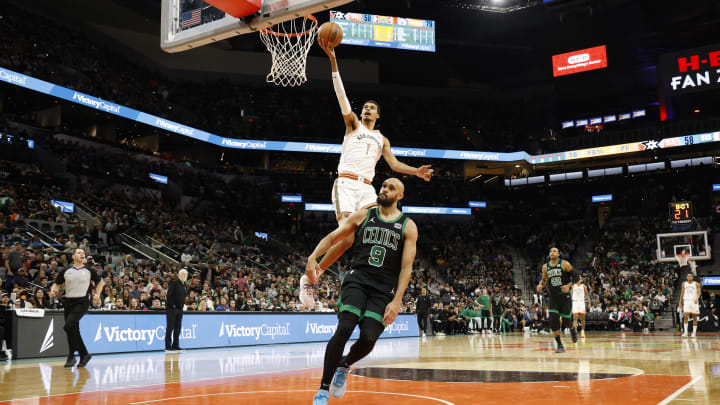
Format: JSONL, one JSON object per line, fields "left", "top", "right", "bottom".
{"left": 161, "top": 0, "right": 353, "bottom": 53}
{"left": 656, "top": 231, "right": 710, "bottom": 263}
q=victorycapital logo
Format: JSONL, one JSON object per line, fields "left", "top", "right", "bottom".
{"left": 459, "top": 151, "right": 500, "bottom": 161}
{"left": 155, "top": 118, "right": 194, "bottom": 136}
{"left": 72, "top": 92, "right": 121, "bottom": 113}
{"left": 383, "top": 321, "right": 410, "bottom": 334}
{"left": 391, "top": 148, "right": 427, "bottom": 157}
{"left": 92, "top": 322, "right": 198, "bottom": 345}
{"left": 221, "top": 139, "right": 268, "bottom": 149}
{"left": 40, "top": 319, "right": 55, "bottom": 353}
{"left": 219, "top": 321, "right": 291, "bottom": 340}
{"left": 0, "top": 69, "right": 28, "bottom": 85}
{"left": 305, "top": 321, "right": 337, "bottom": 335}
{"left": 304, "top": 143, "right": 341, "bottom": 153}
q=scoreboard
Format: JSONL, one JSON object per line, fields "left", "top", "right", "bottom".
{"left": 669, "top": 201, "right": 693, "bottom": 225}
{"left": 329, "top": 11, "right": 435, "bottom": 52}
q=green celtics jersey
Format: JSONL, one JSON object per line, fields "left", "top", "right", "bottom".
{"left": 546, "top": 259, "right": 571, "bottom": 296}
{"left": 476, "top": 294, "right": 490, "bottom": 309}
{"left": 348, "top": 207, "right": 409, "bottom": 290}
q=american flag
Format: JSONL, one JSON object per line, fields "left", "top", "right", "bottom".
{"left": 181, "top": 8, "right": 201, "bottom": 29}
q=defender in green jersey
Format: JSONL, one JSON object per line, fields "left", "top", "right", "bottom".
{"left": 306, "top": 178, "right": 418, "bottom": 405}
{"left": 536, "top": 247, "right": 579, "bottom": 353}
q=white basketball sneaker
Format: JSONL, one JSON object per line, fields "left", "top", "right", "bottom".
{"left": 299, "top": 274, "right": 316, "bottom": 309}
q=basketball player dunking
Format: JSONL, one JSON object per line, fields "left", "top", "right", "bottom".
{"left": 306, "top": 178, "right": 418, "bottom": 405}
{"left": 571, "top": 278, "right": 590, "bottom": 339}
{"left": 679, "top": 272, "right": 701, "bottom": 338}
{"left": 302, "top": 39, "right": 432, "bottom": 291}
{"left": 536, "top": 247, "right": 580, "bottom": 352}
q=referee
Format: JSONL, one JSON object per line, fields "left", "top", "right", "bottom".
{"left": 51, "top": 248, "right": 103, "bottom": 367}
{"left": 165, "top": 268, "right": 188, "bottom": 351}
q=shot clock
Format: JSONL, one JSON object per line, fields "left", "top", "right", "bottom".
{"left": 669, "top": 201, "right": 693, "bottom": 225}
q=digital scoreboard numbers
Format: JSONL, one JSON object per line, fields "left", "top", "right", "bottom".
{"left": 669, "top": 201, "right": 693, "bottom": 225}
{"left": 329, "top": 11, "right": 436, "bottom": 52}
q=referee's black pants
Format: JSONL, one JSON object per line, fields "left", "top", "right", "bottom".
{"left": 165, "top": 308, "right": 183, "bottom": 349}
{"left": 63, "top": 298, "right": 89, "bottom": 357}
{"left": 417, "top": 312, "right": 428, "bottom": 335}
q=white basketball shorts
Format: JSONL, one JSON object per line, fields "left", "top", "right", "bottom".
{"left": 332, "top": 177, "right": 377, "bottom": 219}
{"left": 683, "top": 300, "right": 699, "bottom": 315}
{"left": 572, "top": 301, "right": 586, "bottom": 314}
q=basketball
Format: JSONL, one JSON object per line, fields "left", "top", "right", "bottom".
{"left": 318, "top": 21, "right": 343, "bottom": 48}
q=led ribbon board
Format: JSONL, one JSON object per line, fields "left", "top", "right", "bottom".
{"left": 401, "top": 206, "right": 471, "bottom": 215}
{"left": 149, "top": 173, "right": 168, "bottom": 184}
{"left": 281, "top": 195, "right": 302, "bottom": 203}
{"left": 2, "top": 67, "right": 719, "bottom": 164}
{"left": 50, "top": 200, "right": 75, "bottom": 213}
{"left": 592, "top": 194, "right": 613, "bottom": 203}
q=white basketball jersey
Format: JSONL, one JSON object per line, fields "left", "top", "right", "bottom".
{"left": 683, "top": 282, "right": 698, "bottom": 302}
{"left": 337, "top": 125, "right": 384, "bottom": 181}
{"left": 572, "top": 284, "right": 585, "bottom": 302}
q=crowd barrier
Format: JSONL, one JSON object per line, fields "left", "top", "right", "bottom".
{"left": 7, "top": 310, "right": 419, "bottom": 359}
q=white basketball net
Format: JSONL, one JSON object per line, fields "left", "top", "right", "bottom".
{"left": 259, "top": 15, "right": 318, "bottom": 87}
{"left": 675, "top": 252, "right": 690, "bottom": 267}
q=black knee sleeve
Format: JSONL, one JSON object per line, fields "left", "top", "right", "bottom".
{"left": 335, "top": 311, "right": 358, "bottom": 340}
{"left": 358, "top": 318, "right": 384, "bottom": 342}
{"left": 550, "top": 312, "right": 560, "bottom": 331}
{"left": 344, "top": 318, "right": 385, "bottom": 366}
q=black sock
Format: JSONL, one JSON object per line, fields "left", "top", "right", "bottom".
{"left": 320, "top": 313, "right": 357, "bottom": 387}
{"left": 555, "top": 335, "right": 563, "bottom": 346}
{"left": 319, "top": 383, "right": 330, "bottom": 391}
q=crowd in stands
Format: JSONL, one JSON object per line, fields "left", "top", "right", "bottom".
{"left": 1, "top": 139, "right": 717, "bottom": 336}
{"left": 2, "top": 0, "right": 719, "bottom": 328}
{"left": 576, "top": 220, "right": 681, "bottom": 332}
{"left": 0, "top": 2, "right": 544, "bottom": 153}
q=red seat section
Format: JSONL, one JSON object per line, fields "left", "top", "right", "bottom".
{"left": 204, "top": 0, "right": 261, "bottom": 19}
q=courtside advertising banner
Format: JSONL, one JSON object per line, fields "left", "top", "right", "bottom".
{"left": 659, "top": 43, "right": 720, "bottom": 96}
{"left": 77, "top": 312, "right": 418, "bottom": 354}
{"left": 552, "top": 45, "right": 608, "bottom": 77}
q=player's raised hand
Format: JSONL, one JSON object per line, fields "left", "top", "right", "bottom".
{"left": 417, "top": 165, "right": 433, "bottom": 181}
{"left": 318, "top": 38, "right": 336, "bottom": 60}
{"left": 383, "top": 300, "right": 401, "bottom": 326}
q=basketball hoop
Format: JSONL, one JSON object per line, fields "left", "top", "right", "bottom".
{"left": 259, "top": 15, "right": 318, "bottom": 87}
{"left": 675, "top": 252, "right": 690, "bottom": 267}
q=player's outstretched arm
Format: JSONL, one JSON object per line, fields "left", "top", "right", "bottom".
{"left": 305, "top": 209, "right": 366, "bottom": 284}
{"left": 381, "top": 137, "right": 433, "bottom": 181}
{"left": 318, "top": 39, "right": 358, "bottom": 132}
{"left": 384, "top": 219, "right": 418, "bottom": 326}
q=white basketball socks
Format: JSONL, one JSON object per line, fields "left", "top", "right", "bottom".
{"left": 683, "top": 322, "right": 688, "bottom": 336}
{"left": 693, "top": 324, "right": 697, "bottom": 336}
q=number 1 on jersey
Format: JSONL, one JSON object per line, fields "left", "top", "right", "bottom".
{"left": 368, "top": 245, "right": 386, "bottom": 267}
